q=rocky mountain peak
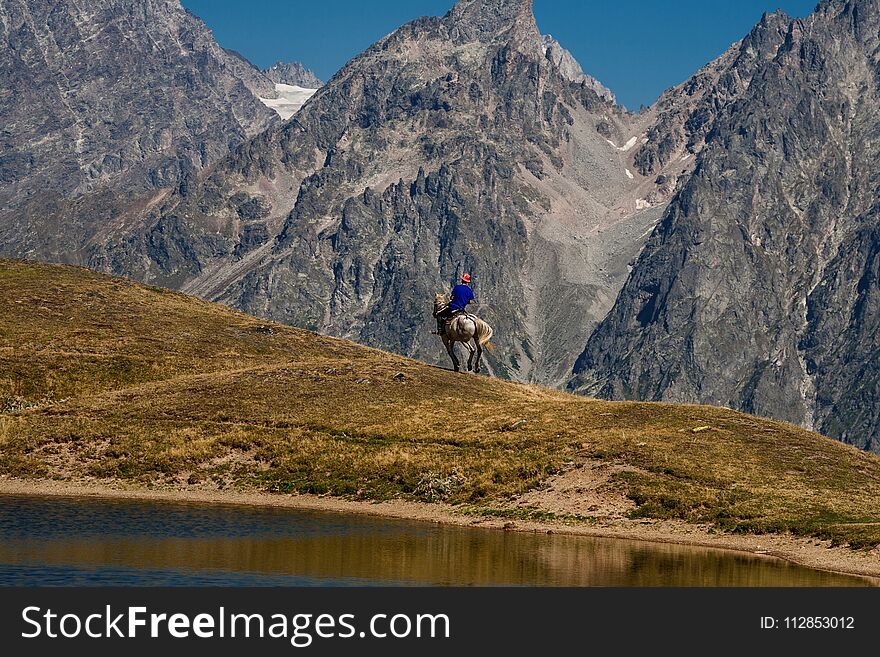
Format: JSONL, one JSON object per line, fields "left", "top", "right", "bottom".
{"left": 444, "top": 0, "right": 540, "bottom": 48}
{"left": 0, "top": 0, "right": 277, "bottom": 264}
{"left": 264, "top": 61, "right": 323, "bottom": 88}
{"left": 745, "top": 10, "right": 790, "bottom": 49}
{"left": 448, "top": 0, "right": 533, "bottom": 25}
{"left": 541, "top": 34, "right": 615, "bottom": 103}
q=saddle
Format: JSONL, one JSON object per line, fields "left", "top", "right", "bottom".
{"left": 435, "top": 305, "right": 467, "bottom": 321}
{"left": 434, "top": 304, "right": 470, "bottom": 334}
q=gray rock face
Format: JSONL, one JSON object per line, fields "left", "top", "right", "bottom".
{"left": 541, "top": 35, "right": 615, "bottom": 104}
{"left": 572, "top": 0, "right": 880, "bottom": 452}
{"left": 222, "top": 48, "right": 278, "bottom": 97}
{"left": 93, "top": 0, "right": 684, "bottom": 385}
{"left": 632, "top": 11, "right": 790, "bottom": 177}
{"left": 0, "top": 0, "right": 278, "bottom": 264}
{"left": 264, "top": 61, "right": 323, "bottom": 88}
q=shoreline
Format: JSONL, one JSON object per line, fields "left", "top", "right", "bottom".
{"left": 1, "top": 477, "right": 879, "bottom": 584}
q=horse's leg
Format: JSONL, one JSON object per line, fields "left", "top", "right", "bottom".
{"left": 464, "top": 341, "right": 476, "bottom": 372}
{"left": 443, "top": 336, "right": 460, "bottom": 372}
{"left": 474, "top": 341, "right": 483, "bottom": 373}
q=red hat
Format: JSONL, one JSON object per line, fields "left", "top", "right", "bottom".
{"left": 461, "top": 273, "right": 471, "bottom": 283}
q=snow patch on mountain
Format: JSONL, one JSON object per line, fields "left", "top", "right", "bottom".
{"left": 259, "top": 84, "right": 318, "bottom": 120}
{"left": 606, "top": 136, "right": 638, "bottom": 152}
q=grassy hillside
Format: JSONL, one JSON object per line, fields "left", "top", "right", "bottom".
{"left": 3, "top": 259, "right": 880, "bottom": 548}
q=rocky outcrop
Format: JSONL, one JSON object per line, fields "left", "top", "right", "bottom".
{"left": 572, "top": 0, "right": 880, "bottom": 452}
{"left": 0, "top": 0, "right": 278, "bottom": 264}
{"left": 264, "top": 61, "right": 323, "bottom": 88}
{"left": 222, "top": 48, "right": 278, "bottom": 97}
{"left": 631, "top": 11, "right": 790, "bottom": 177}
{"left": 541, "top": 35, "right": 615, "bottom": 104}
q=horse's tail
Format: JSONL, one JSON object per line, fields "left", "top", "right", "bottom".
{"left": 473, "top": 317, "right": 494, "bottom": 349}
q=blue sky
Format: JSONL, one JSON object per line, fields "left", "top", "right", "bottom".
{"left": 181, "top": 0, "right": 818, "bottom": 110}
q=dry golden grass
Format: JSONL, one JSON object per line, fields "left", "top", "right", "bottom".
{"left": 4, "top": 259, "right": 880, "bottom": 548}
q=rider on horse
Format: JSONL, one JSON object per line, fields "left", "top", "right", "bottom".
{"left": 434, "top": 273, "right": 475, "bottom": 335}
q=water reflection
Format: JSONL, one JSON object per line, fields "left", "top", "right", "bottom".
{"left": 0, "top": 495, "right": 871, "bottom": 586}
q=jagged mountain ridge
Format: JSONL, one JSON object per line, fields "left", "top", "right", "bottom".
{"left": 572, "top": 0, "right": 880, "bottom": 452}
{"left": 0, "top": 0, "right": 279, "bottom": 264}
{"left": 89, "top": 0, "right": 718, "bottom": 384}
{"left": 264, "top": 60, "right": 324, "bottom": 88}
{"left": 631, "top": 11, "right": 792, "bottom": 178}
{"left": 541, "top": 34, "right": 615, "bottom": 104}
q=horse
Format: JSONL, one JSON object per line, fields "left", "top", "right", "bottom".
{"left": 433, "top": 293, "right": 494, "bottom": 373}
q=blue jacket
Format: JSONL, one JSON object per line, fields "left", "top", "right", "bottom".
{"left": 449, "top": 284, "right": 475, "bottom": 311}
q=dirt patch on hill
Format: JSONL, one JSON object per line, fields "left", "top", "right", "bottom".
{"left": 512, "top": 459, "right": 638, "bottom": 519}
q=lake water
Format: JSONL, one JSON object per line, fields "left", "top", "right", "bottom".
{"left": 0, "top": 494, "right": 871, "bottom": 586}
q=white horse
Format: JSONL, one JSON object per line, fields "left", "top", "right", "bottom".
{"left": 433, "top": 293, "right": 494, "bottom": 373}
